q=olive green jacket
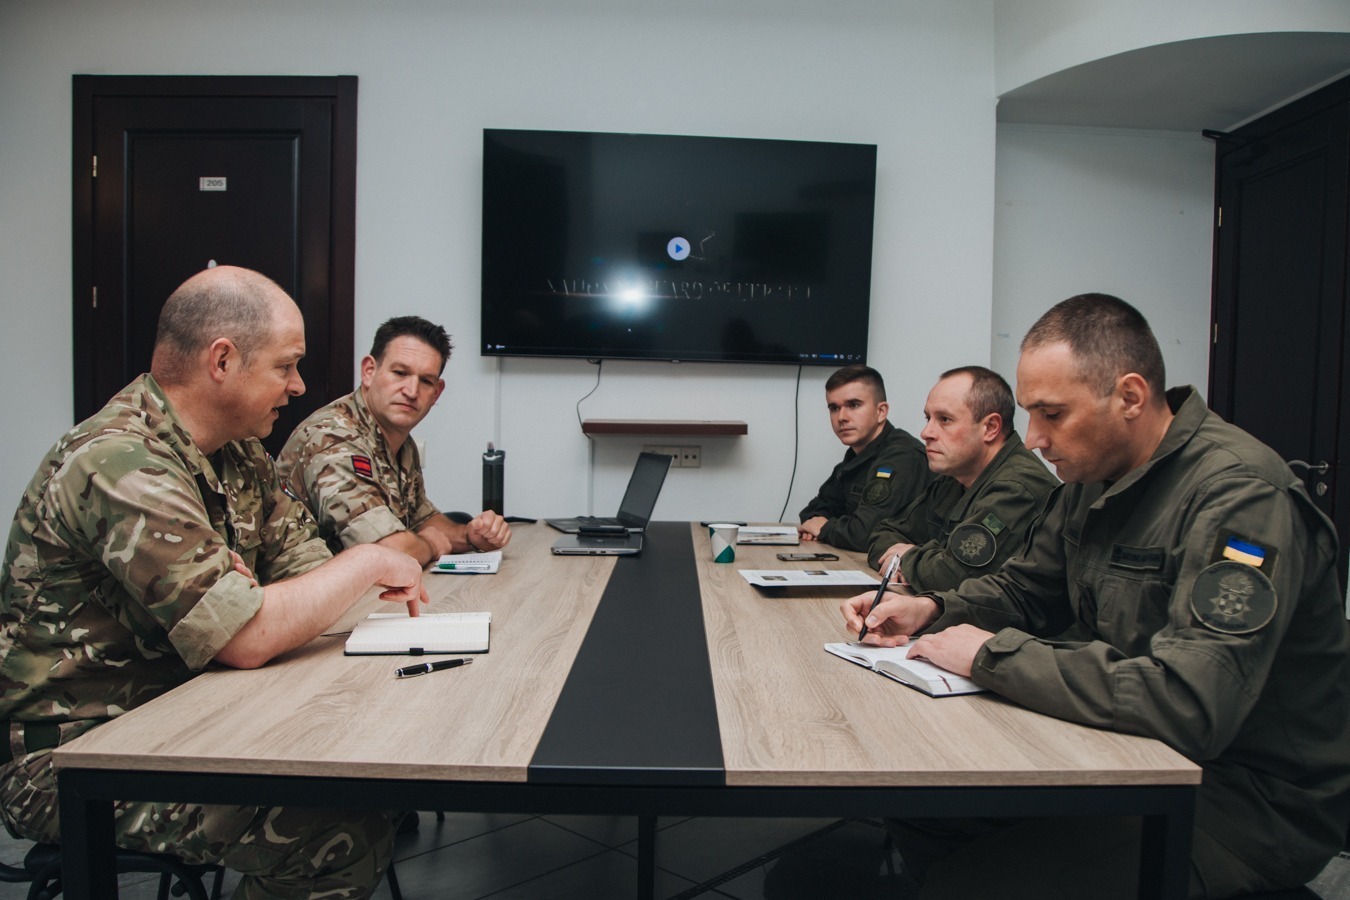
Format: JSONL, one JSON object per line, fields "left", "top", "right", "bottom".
{"left": 930, "top": 387, "right": 1350, "bottom": 889}
{"left": 799, "top": 421, "right": 931, "bottom": 552}
{"left": 866, "top": 434, "right": 1059, "bottom": 591}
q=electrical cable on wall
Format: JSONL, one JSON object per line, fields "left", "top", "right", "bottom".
{"left": 778, "top": 365, "right": 803, "bottom": 524}
{"left": 577, "top": 360, "right": 604, "bottom": 513}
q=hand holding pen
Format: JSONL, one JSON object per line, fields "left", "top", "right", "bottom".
{"left": 858, "top": 554, "right": 902, "bottom": 641}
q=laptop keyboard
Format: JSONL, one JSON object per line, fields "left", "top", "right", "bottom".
{"left": 576, "top": 515, "right": 621, "bottom": 526}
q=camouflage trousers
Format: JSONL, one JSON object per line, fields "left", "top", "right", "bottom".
{"left": 0, "top": 749, "right": 395, "bottom": 900}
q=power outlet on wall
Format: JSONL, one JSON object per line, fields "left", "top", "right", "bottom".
{"left": 643, "top": 445, "right": 701, "bottom": 468}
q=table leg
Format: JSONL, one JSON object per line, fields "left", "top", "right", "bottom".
{"left": 637, "top": 814, "right": 656, "bottom": 900}
{"left": 1138, "top": 798, "right": 1194, "bottom": 900}
{"left": 57, "top": 770, "right": 119, "bottom": 899}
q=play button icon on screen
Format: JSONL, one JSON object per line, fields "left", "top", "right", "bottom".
{"left": 667, "top": 237, "right": 690, "bottom": 261}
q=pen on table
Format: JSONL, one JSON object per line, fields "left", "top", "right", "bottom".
{"left": 858, "top": 554, "right": 902, "bottom": 641}
{"left": 395, "top": 658, "right": 473, "bottom": 679}
{"left": 436, "top": 563, "right": 492, "bottom": 572}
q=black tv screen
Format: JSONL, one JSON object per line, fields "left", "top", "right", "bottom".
{"left": 481, "top": 129, "right": 876, "bottom": 366}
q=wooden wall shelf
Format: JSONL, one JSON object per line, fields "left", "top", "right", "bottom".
{"left": 581, "top": 419, "right": 748, "bottom": 436}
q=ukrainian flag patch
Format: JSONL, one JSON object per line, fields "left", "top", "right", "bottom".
{"left": 1208, "top": 531, "right": 1278, "bottom": 579}
{"left": 1222, "top": 537, "right": 1266, "bottom": 567}
{"left": 875, "top": 467, "right": 893, "bottom": 479}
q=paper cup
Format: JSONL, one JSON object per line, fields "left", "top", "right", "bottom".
{"left": 709, "top": 523, "right": 739, "bottom": 563}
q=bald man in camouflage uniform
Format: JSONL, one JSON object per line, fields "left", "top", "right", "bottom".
{"left": 0, "top": 267, "right": 427, "bottom": 899}
{"left": 278, "top": 316, "right": 509, "bottom": 567}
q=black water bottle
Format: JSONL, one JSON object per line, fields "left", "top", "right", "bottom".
{"left": 482, "top": 442, "right": 505, "bottom": 515}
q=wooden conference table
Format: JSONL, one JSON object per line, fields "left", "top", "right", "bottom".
{"left": 53, "top": 521, "right": 1200, "bottom": 899}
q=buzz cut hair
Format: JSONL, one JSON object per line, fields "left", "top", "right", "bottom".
{"left": 153, "top": 267, "right": 280, "bottom": 385}
{"left": 824, "top": 364, "right": 886, "bottom": 403}
{"left": 1020, "top": 293, "right": 1166, "bottom": 399}
{"left": 370, "top": 316, "right": 454, "bottom": 374}
{"left": 939, "top": 365, "right": 1014, "bottom": 438}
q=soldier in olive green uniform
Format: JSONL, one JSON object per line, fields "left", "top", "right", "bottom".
{"left": 0, "top": 267, "right": 425, "bottom": 900}
{"left": 866, "top": 367, "right": 1058, "bottom": 592}
{"left": 278, "top": 316, "right": 509, "bottom": 567}
{"left": 845, "top": 295, "right": 1350, "bottom": 898}
{"left": 799, "top": 365, "right": 930, "bottom": 551}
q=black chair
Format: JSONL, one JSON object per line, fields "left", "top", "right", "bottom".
{"left": 2, "top": 842, "right": 414, "bottom": 900}
{"left": 0, "top": 841, "right": 224, "bottom": 900}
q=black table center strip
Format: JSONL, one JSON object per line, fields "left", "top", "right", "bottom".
{"left": 528, "top": 521, "right": 725, "bottom": 786}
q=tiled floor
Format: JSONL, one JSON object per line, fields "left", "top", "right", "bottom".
{"left": 0, "top": 812, "right": 1345, "bottom": 899}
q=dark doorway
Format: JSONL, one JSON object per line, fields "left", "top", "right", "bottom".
{"left": 1209, "top": 75, "right": 1350, "bottom": 591}
{"left": 72, "top": 75, "right": 357, "bottom": 455}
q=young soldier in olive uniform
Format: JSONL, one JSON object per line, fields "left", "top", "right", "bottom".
{"left": 0, "top": 267, "right": 425, "bottom": 899}
{"left": 844, "top": 295, "right": 1350, "bottom": 898}
{"left": 799, "top": 365, "right": 930, "bottom": 552}
{"left": 277, "top": 317, "right": 509, "bottom": 566}
{"left": 866, "top": 367, "right": 1058, "bottom": 591}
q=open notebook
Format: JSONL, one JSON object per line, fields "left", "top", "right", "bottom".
{"left": 824, "top": 642, "right": 984, "bottom": 696}
{"left": 345, "top": 612, "right": 491, "bottom": 656}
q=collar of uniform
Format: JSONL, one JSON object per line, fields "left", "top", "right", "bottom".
{"left": 1091, "top": 385, "right": 1204, "bottom": 508}
{"left": 351, "top": 385, "right": 415, "bottom": 473}
{"left": 138, "top": 374, "right": 225, "bottom": 495}
{"left": 968, "top": 432, "right": 1025, "bottom": 495}
{"left": 845, "top": 419, "right": 894, "bottom": 468}
{"left": 939, "top": 432, "right": 1025, "bottom": 521}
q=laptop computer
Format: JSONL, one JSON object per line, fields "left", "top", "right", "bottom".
{"left": 546, "top": 452, "right": 673, "bottom": 533}
{"left": 550, "top": 532, "right": 644, "bottom": 556}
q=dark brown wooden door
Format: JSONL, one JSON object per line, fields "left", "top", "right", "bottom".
{"left": 1210, "top": 76, "right": 1350, "bottom": 588}
{"left": 73, "top": 75, "right": 357, "bottom": 455}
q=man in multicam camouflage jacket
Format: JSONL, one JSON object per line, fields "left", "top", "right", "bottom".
{"left": 278, "top": 316, "right": 510, "bottom": 567}
{"left": 0, "top": 266, "right": 427, "bottom": 899}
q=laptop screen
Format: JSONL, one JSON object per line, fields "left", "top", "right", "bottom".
{"left": 616, "top": 452, "right": 673, "bottom": 527}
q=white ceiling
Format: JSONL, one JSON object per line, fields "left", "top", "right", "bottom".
{"left": 997, "top": 31, "right": 1350, "bottom": 132}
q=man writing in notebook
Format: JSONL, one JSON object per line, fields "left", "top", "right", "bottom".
{"left": 842, "top": 294, "right": 1350, "bottom": 898}
{"left": 798, "top": 364, "right": 930, "bottom": 551}
{"left": 0, "top": 266, "right": 425, "bottom": 898}
{"left": 278, "top": 316, "right": 510, "bottom": 566}
{"left": 861, "top": 366, "right": 1058, "bottom": 591}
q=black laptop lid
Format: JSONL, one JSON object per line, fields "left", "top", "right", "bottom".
{"left": 615, "top": 452, "right": 673, "bottom": 528}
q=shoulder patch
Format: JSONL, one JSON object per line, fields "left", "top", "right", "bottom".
{"left": 981, "top": 512, "right": 1006, "bottom": 535}
{"left": 1209, "top": 530, "right": 1279, "bottom": 578}
{"left": 351, "top": 455, "right": 374, "bottom": 480}
{"left": 949, "top": 522, "right": 997, "bottom": 567}
{"left": 874, "top": 466, "right": 893, "bottom": 479}
{"left": 1190, "top": 560, "right": 1277, "bottom": 635}
{"left": 862, "top": 477, "right": 892, "bottom": 504}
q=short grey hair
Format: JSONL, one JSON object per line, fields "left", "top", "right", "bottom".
{"left": 152, "top": 268, "right": 282, "bottom": 384}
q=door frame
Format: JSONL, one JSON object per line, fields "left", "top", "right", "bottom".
{"left": 1209, "top": 74, "right": 1350, "bottom": 589}
{"left": 71, "top": 74, "right": 357, "bottom": 421}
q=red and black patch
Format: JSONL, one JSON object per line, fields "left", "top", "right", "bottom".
{"left": 352, "top": 455, "right": 374, "bottom": 480}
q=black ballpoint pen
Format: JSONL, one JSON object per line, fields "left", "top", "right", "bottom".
{"left": 395, "top": 657, "right": 473, "bottom": 679}
{"left": 858, "top": 554, "right": 902, "bottom": 641}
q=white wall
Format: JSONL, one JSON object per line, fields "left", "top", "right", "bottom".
{"left": 0, "top": 0, "right": 999, "bottom": 521}
{"left": 993, "top": 0, "right": 1350, "bottom": 95}
{"left": 991, "top": 124, "right": 1216, "bottom": 407}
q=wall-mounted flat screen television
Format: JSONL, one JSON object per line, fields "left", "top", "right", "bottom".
{"left": 481, "top": 129, "right": 877, "bottom": 366}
